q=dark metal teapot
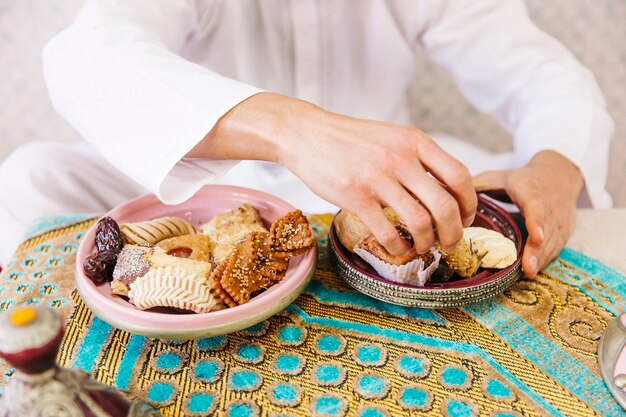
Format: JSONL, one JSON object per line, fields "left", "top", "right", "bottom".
{"left": 0, "top": 306, "right": 161, "bottom": 417}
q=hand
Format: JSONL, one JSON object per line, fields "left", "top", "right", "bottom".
{"left": 190, "top": 93, "right": 477, "bottom": 255}
{"left": 473, "top": 150, "right": 584, "bottom": 277}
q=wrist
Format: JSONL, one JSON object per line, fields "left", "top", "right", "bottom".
{"left": 529, "top": 150, "right": 584, "bottom": 197}
{"left": 189, "top": 92, "right": 324, "bottom": 165}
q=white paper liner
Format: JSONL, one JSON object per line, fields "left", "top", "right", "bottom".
{"left": 353, "top": 246, "right": 441, "bottom": 286}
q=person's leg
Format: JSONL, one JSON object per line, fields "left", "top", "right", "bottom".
{"left": 0, "top": 141, "right": 148, "bottom": 265}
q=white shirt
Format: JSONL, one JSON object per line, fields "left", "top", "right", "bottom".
{"left": 42, "top": 0, "right": 614, "bottom": 211}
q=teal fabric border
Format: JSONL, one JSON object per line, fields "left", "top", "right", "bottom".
{"left": 465, "top": 300, "right": 621, "bottom": 417}
{"left": 72, "top": 317, "right": 112, "bottom": 374}
{"left": 115, "top": 334, "right": 147, "bottom": 390}
{"left": 24, "top": 214, "right": 97, "bottom": 240}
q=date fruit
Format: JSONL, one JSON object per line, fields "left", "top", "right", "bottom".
{"left": 95, "top": 217, "right": 123, "bottom": 254}
{"left": 83, "top": 250, "right": 118, "bottom": 283}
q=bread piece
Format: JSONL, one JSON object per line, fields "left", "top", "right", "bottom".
{"left": 334, "top": 208, "right": 401, "bottom": 252}
{"left": 200, "top": 204, "right": 267, "bottom": 265}
{"left": 120, "top": 217, "right": 197, "bottom": 245}
{"left": 436, "top": 238, "right": 481, "bottom": 278}
{"left": 357, "top": 234, "right": 432, "bottom": 266}
{"left": 463, "top": 227, "right": 516, "bottom": 269}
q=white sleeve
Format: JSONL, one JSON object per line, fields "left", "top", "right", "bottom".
{"left": 418, "top": 0, "right": 614, "bottom": 208}
{"left": 43, "top": 0, "right": 262, "bottom": 205}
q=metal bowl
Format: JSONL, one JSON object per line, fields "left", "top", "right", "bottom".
{"left": 328, "top": 195, "right": 523, "bottom": 309}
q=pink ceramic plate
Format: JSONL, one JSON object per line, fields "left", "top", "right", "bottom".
{"left": 75, "top": 185, "right": 317, "bottom": 339}
{"left": 328, "top": 195, "right": 523, "bottom": 308}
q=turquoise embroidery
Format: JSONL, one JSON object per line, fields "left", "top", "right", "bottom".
{"left": 442, "top": 367, "right": 468, "bottom": 386}
{"left": 0, "top": 299, "right": 16, "bottom": 312}
{"left": 15, "top": 283, "right": 33, "bottom": 295}
{"left": 197, "top": 336, "right": 226, "bottom": 351}
{"left": 357, "top": 375, "right": 386, "bottom": 395}
{"left": 240, "top": 322, "right": 266, "bottom": 335}
{"left": 147, "top": 382, "right": 175, "bottom": 403}
{"left": 236, "top": 344, "right": 262, "bottom": 362}
{"left": 396, "top": 355, "right": 431, "bottom": 380}
{"left": 313, "top": 395, "right": 343, "bottom": 415}
{"left": 446, "top": 399, "right": 474, "bottom": 417}
{"left": 5, "top": 271, "right": 23, "bottom": 283}
{"left": 194, "top": 360, "right": 222, "bottom": 383}
{"left": 275, "top": 354, "right": 301, "bottom": 372}
{"left": 273, "top": 384, "right": 297, "bottom": 402}
{"left": 35, "top": 243, "right": 54, "bottom": 254}
{"left": 3, "top": 368, "right": 14, "bottom": 381}
{"left": 45, "top": 257, "right": 64, "bottom": 268}
{"left": 278, "top": 326, "right": 303, "bottom": 344}
{"left": 402, "top": 388, "right": 426, "bottom": 406}
{"left": 115, "top": 334, "right": 146, "bottom": 389}
{"left": 486, "top": 379, "right": 512, "bottom": 398}
{"left": 48, "top": 297, "right": 68, "bottom": 309}
{"left": 227, "top": 401, "right": 256, "bottom": 417}
{"left": 21, "top": 257, "right": 40, "bottom": 268}
{"left": 316, "top": 365, "right": 340, "bottom": 383}
{"left": 187, "top": 392, "right": 214, "bottom": 414}
{"left": 28, "top": 270, "right": 48, "bottom": 281}
{"left": 228, "top": 369, "right": 262, "bottom": 392}
{"left": 358, "top": 408, "right": 385, "bottom": 417}
{"left": 305, "top": 280, "right": 445, "bottom": 325}
{"left": 59, "top": 243, "right": 78, "bottom": 255}
{"left": 155, "top": 353, "right": 182, "bottom": 371}
{"left": 400, "top": 387, "right": 429, "bottom": 408}
{"left": 354, "top": 343, "right": 386, "bottom": 366}
{"left": 38, "top": 282, "right": 59, "bottom": 297}
{"left": 73, "top": 318, "right": 112, "bottom": 373}
{"left": 315, "top": 334, "right": 345, "bottom": 356}
{"left": 464, "top": 299, "right": 615, "bottom": 415}
{"left": 24, "top": 214, "right": 94, "bottom": 238}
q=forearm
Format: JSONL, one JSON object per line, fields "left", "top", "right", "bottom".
{"left": 187, "top": 93, "right": 322, "bottom": 163}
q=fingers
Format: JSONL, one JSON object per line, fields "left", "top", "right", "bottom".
{"left": 353, "top": 203, "right": 410, "bottom": 256}
{"left": 472, "top": 170, "right": 509, "bottom": 192}
{"left": 401, "top": 172, "right": 464, "bottom": 252}
{"left": 378, "top": 182, "right": 436, "bottom": 253}
{"left": 417, "top": 138, "right": 477, "bottom": 227}
{"left": 522, "top": 223, "right": 561, "bottom": 278}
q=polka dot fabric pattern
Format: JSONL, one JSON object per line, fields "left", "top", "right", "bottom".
{"left": 0, "top": 215, "right": 625, "bottom": 416}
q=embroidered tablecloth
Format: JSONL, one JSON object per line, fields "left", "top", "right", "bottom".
{"left": 0, "top": 215, "right": 624, "bottom": 417}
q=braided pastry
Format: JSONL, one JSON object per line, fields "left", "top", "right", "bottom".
{"left": 120, "top": 216, "right": 197, "bottom": 245}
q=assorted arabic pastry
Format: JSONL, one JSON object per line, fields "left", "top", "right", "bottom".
{"left": 333, "top": 208, "right": 517, "bottom": 286}
{"left": 120, "top": 216, "right": 197, "bottom": 245}
{"left": 84, "top": 207, "right": 315, "bottom": 314}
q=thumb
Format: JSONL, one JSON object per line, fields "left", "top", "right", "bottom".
{"left": 473, "top": 170, "right": 510, "bottom": 192}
